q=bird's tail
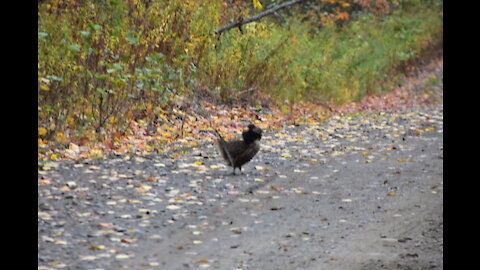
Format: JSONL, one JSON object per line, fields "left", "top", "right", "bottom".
{"left": 213, "top": 129, "right": 234, "bottom": 167}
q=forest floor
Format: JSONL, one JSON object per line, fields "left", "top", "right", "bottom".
{"left": 38, "top": 54, "right": 443, "bottom": 270}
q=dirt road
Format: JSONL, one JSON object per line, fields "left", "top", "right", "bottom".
{"left": 39, "top": 102, "right": 443, "bottom": 270}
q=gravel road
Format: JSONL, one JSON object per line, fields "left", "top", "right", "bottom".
{"left": 38, "top": 102, "right": 443, "bottom": 270}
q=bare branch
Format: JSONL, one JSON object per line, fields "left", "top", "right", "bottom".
{"left": 215, "top": 0, "right": 307, "bottom": 35}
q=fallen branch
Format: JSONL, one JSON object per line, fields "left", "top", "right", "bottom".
{"left": 215, "top": 0, "right": 307, "bottom": 35}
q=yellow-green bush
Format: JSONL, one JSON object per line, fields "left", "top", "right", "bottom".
{"left": 38, "top": 0, "right": 220, "bottom": 138}
{"left": 201, "top": 1, "right": 442, "bottom": 105}
{"left": 38, "top": 0, "right": 442, "bottom": 141}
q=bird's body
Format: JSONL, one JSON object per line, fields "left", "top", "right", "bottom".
{"left": 214, "top": 124, "right": 262, "bottom": 174}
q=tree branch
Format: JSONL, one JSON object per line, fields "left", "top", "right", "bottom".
{"left": 215, "top": 0, "right": 307, "bottom": 35}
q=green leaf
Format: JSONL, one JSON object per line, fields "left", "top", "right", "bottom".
{"left": 126, "top": 36, "right": 138, "bottom": 44}
{"left": 89, "top": 24, "right": 102, "bottom": 31}
{"left": 86, "top": 69, "right": 93, "bottom": 78}
{"left": 46, "top": 75, "right": 62, "bottom": 81}
{"left": 69, "top": 44, "right": 81, "bottom": 52}
{"left": 125, "top": 31, "right": 138, "bottom": 44}
{"left": 113, "top": 63, "right": 122, "bottom": 70}
{"left": 95, "top": 73, "right": 109, "bottom": 80}
{"left": 80, "top": 31, "right": 91, "bottom": 36}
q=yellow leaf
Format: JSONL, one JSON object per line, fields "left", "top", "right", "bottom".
{"left": 194, "top": 161, "right": 203, "bottom": 165}
{"left": 254, "top": 165, "right": 268, "bottom": 171}
{"left": 56, "top": 132, "right": 67, "bottom": 143}
{"left": 109, "top": 116, "right": 117, "bottom": 123}
{"left": 139, "top": 185, "right": 152, "bottom": 191}
{"left": 387, "top": 193, "right": 396, "bottom": 196}
{"left": 38, "top": 127, "right": 47, "bottom": 136}
{"left": 129, "top": 199, "right": 142, "bottom": 204}
{"left": 67, "top": 117, "right": 75, "bottom": 124}
{"left": 198, "top": 259, "right": 209, "bottom": 262}
{"left": 40, "top": 84, "right": 50, "bottom": 91}
{"left": 89, "top": 245, "right": 105, "bottom": 250}
{"left": 253, "top": 0, "right": 263, "bottom": 10}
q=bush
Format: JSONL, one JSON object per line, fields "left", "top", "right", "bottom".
{"left": 38, "top": 0, "right": 443, "bottom": 145}
{"left": 38, "top": 0, "right": 220, "bottom": 139}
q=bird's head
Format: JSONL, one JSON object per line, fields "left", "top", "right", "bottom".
{"left": 243, "top": 124, "right": 262, "bottom": 143}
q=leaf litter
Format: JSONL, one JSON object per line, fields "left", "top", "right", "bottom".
{"left": 38, "top": 57, "right": 442, "bottom": 269}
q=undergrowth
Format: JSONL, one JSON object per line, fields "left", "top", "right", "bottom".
{"left": 203, "top": 0, "right": 443, "bottom": 106}
{"left": 38, "top": 0, "right": 443, "bottom": 147}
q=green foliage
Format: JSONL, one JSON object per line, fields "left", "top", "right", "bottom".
{"left": 201, "top": 0, "right": 442, "bottom": 104}
{"left": 38, "top": 0, "right": 442, "bottom": 142}
{"left": 38, "top": 0, "right": 220, "bottom": 136}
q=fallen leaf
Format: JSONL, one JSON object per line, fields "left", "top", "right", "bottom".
{"left": 270, "top": 185, "right": 284, "bottom": 191}
{"left": 121, "top": 238, "right": 132, "bottom": 243}
{"left": 115, "top": 254, "right": 130, "bottom": 260}
{"left": 39, "top": 127, "right": 47, "bottom": 136}
{"left": 89, "top": 245, "right": 106, "bottom": 250}
{"left": 138, "top": 185, "right": 152, "bottom": 191}
{"left": 254, "top": 165, "right": 268, "bottom": 171}
{"left": 39, "top": 179, "right": 51, "bottom": 185}
{"left": 166, "top": 205, "right": 182, "bottom": 210}
{"left": 80, "top": 255, "right": 97, "bottom": 261}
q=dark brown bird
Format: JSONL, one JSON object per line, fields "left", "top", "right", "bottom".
{"left": 214, "top": 124, "right": 262, "bottom": 174}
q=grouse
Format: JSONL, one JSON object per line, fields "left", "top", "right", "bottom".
{"left": 214, "top": 124, "right": 263, "bottom": 174}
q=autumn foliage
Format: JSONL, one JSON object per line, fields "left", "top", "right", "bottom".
{"left": 38, "top": 0, "right": 442, "bottom": 160}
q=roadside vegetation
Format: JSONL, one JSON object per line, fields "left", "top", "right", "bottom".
{"left": 38, "top": 0, "right": 443, "bottom": 160}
